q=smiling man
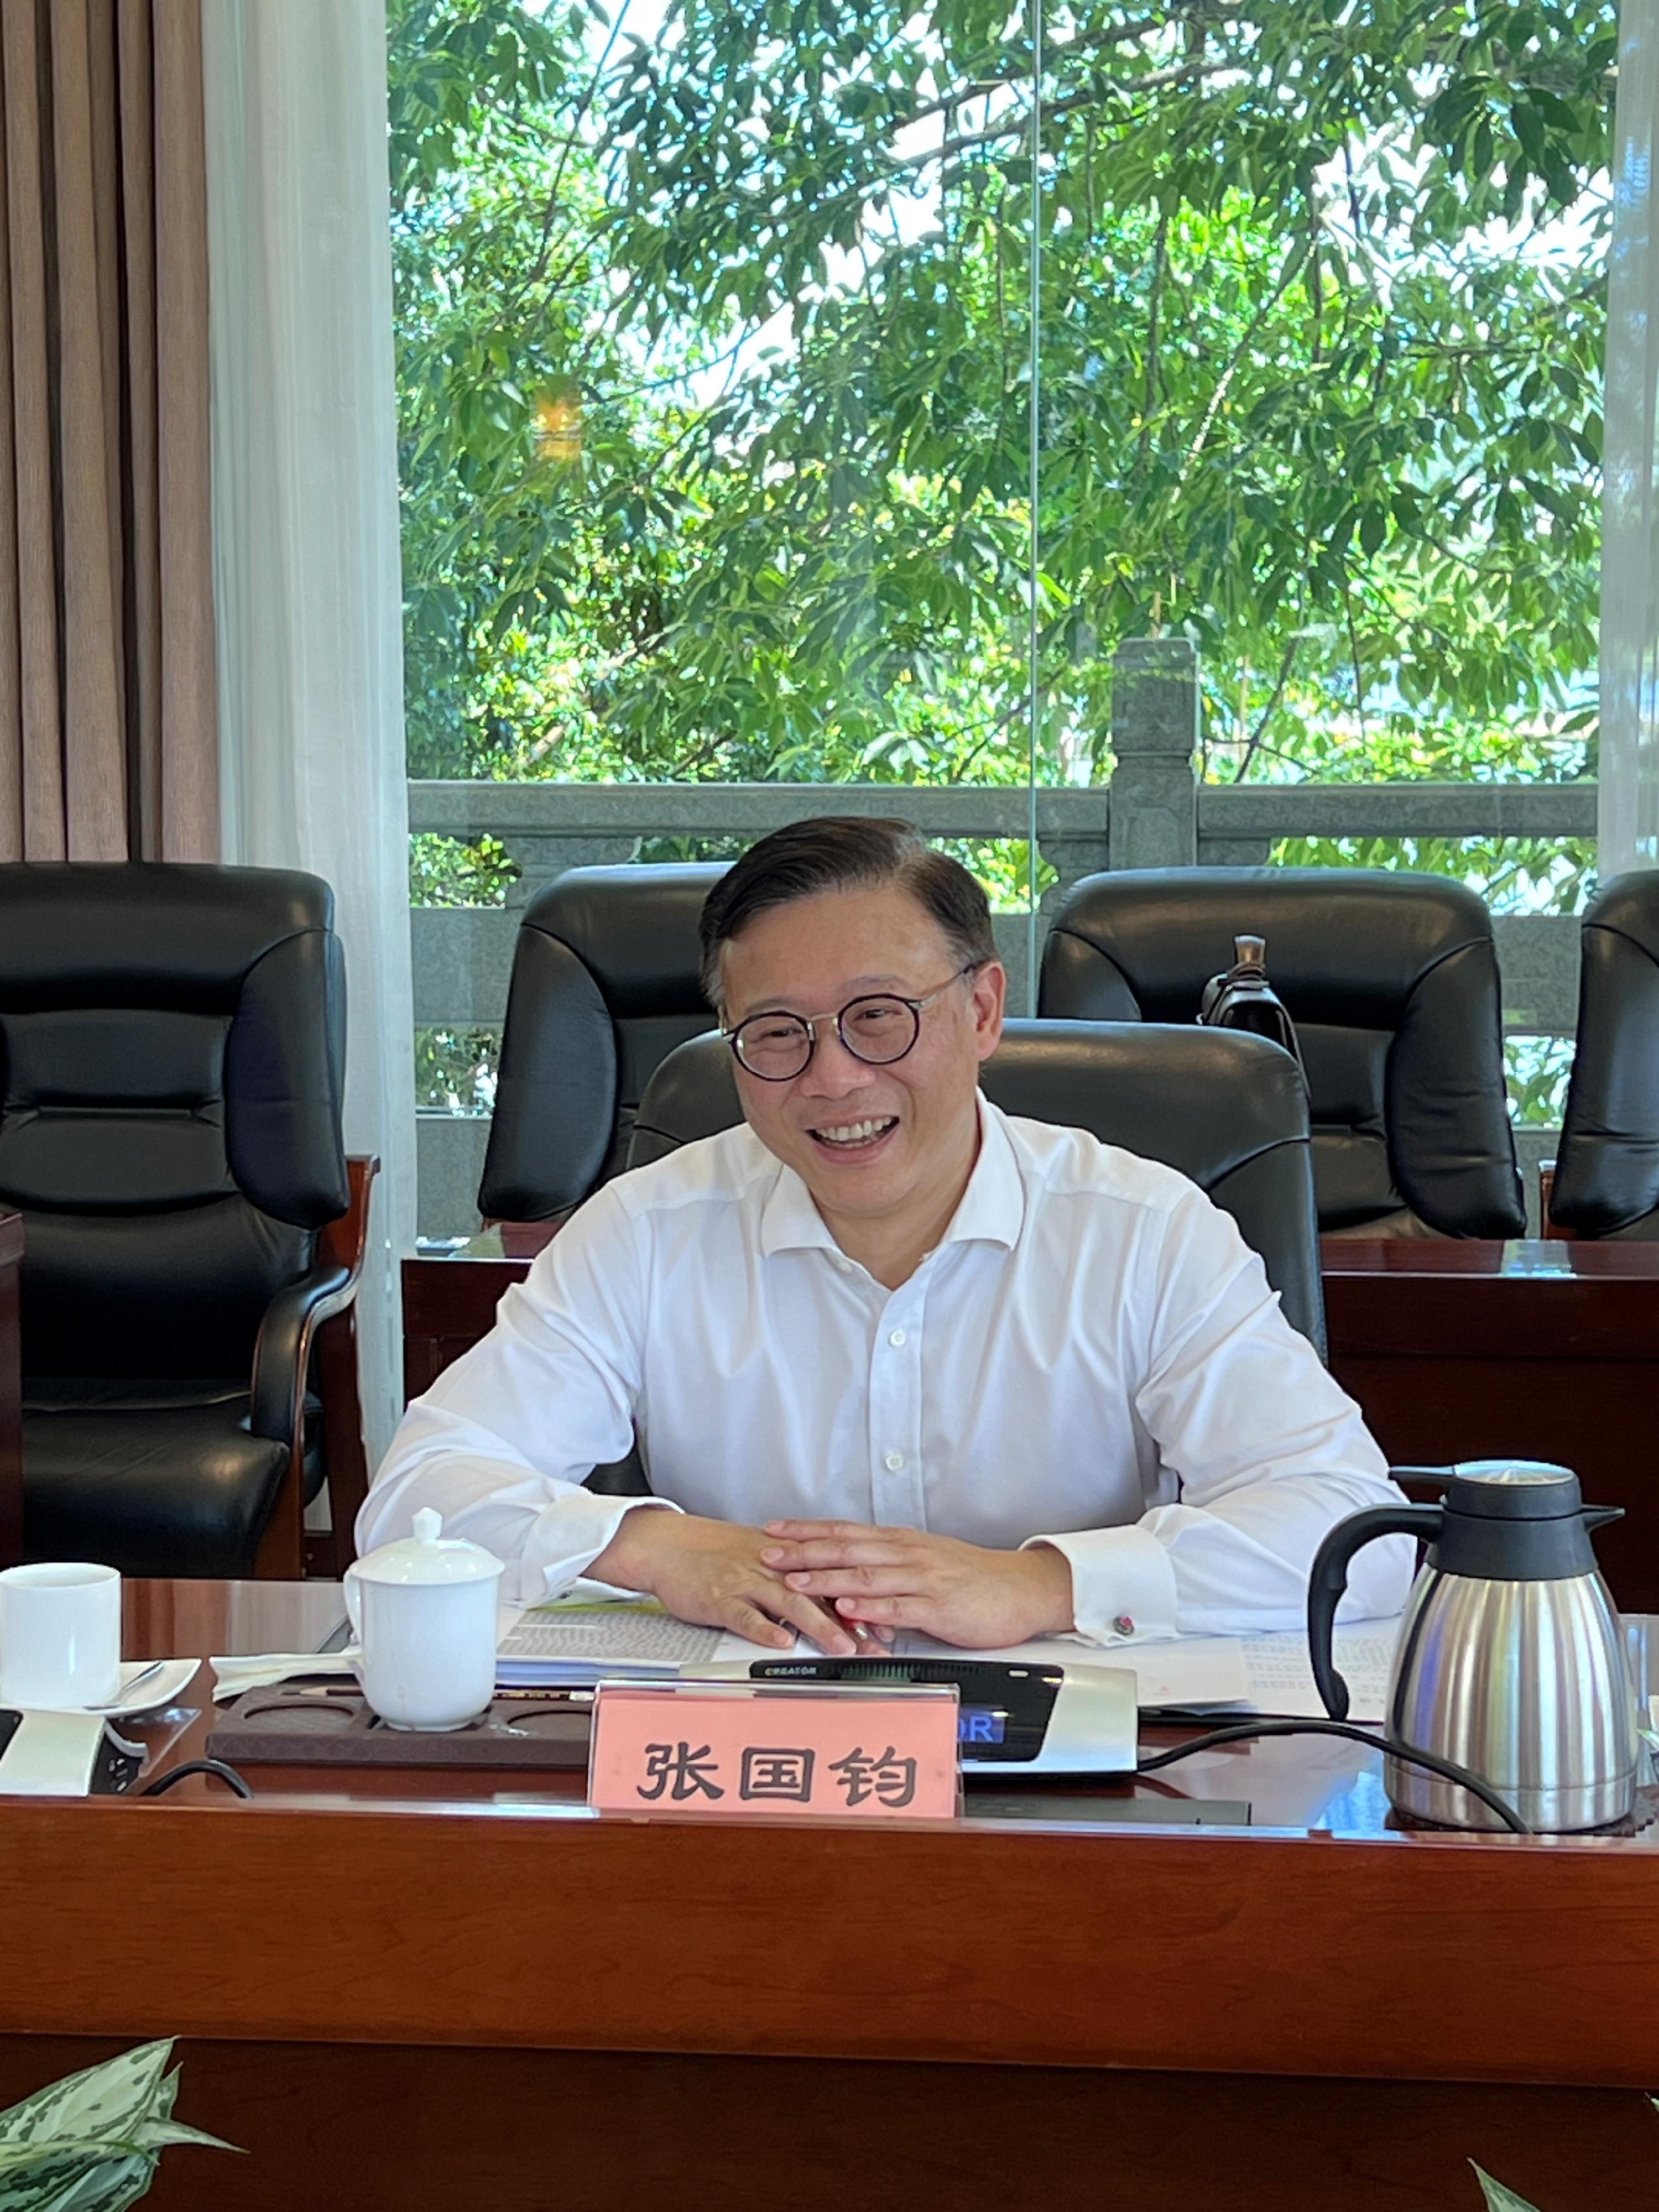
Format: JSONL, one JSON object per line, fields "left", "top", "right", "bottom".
{"left": 362, "top": 817, "right": 1412, "bottom": 1651}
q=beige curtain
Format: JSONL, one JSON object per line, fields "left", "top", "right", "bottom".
{"left": 0, "top": 0, "right": 215, "bottom": 862}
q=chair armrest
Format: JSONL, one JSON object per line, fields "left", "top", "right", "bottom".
{"left": 248, "top": 1255, "right": 354, "bottom": 1446}
{"left": 249, "top": 1156, "right": 380, "bottom": 1448}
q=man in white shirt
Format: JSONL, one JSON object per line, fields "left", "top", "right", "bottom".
{"left": 363, "top": 817, "right": 1412, "bottom": 1651}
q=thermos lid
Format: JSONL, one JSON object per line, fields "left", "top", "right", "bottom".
{"left": 1444, "top": 1460, "right": 1582, "bottom": 1521}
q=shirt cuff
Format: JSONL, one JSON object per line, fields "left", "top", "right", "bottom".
{"left": 1021, "top": 1525, "right": 1180, "bottom": 1646}
{"left": 513, "top": 1492, "right": 681, "bottom": 1606}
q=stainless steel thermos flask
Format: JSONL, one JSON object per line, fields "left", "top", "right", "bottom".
{"left": 1307, "top": 1461, "right": 1639, "bottom": 1832}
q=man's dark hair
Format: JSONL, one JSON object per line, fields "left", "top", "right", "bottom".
{"left": 698, "top": 816, "right": 998, "bottom": 1005}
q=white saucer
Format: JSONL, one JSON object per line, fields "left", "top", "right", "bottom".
{"left": 87, "top": 1657, "right": 200, "bottom": 1717}
{"left": 0, "top": 1657, "right": 202, "bottom": 1718}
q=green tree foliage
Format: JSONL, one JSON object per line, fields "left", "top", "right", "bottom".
{"left": 390, "top": 0, "right": 1611, "bottom": 797}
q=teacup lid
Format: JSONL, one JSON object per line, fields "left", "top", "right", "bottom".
{"left": 351, "top": 1507, "right": 504, "bottom": 1586}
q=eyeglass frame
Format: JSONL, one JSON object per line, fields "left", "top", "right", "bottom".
{"left": 722, "top": 961, "right": 986, "bottom": 1082}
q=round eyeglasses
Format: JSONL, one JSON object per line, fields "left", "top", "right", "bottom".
{"left": 724, "top": 964, "right": 980, "bottom": 1082}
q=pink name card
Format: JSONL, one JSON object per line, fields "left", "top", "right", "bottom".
{"left": 588, "top": 1682, "right": 960, "bottom": 1822}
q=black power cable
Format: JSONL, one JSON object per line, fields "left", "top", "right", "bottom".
{"left": 139, "top": 1758, "right": 253, "bottom": 1800}
{"left": 1136, "top": 1717, "right": 1531, "bottom": 1836}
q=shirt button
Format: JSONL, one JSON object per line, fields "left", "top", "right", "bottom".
{"left": 888, "top": 1328, "right": 907, "bottom": 1348}
{"left": 884, "top": 1451, "right": 905, "bottom": 1472}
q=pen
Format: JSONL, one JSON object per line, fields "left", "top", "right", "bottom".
{"left": 836, "top": 1609, "right": 885, "bottom": 1655}
{"left": 807, "top": 1595, "right": 878, "bottom": 1653}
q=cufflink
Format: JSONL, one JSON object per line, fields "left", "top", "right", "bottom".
{"left": 1112, "top": 1615, "right": 1135, "bottom": 1637}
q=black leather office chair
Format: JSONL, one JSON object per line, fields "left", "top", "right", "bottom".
{"left": 0, "top": 864, "right": 354, "bottom": 1578}
{"left": 1039, "top": 869, "right": 1524, "bottom": 1239}
{"left": 1550, "top": 873, "right": 1659, "bottom": 1238}
{"left": 629, "top": 1019, "right": 1327, "bottom": 1354}
{"left": 479, "top": 864, "right": 725, "bottom": 1222}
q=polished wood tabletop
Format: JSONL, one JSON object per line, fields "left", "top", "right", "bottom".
{"left": 6, "top": 1578, "right": 1659, "bottom": 2210}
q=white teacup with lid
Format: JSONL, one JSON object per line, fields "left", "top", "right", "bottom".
{"left": 345, "top": 1509, "right": 503, "bottom": 1730}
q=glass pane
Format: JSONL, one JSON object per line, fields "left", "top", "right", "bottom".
{"left": 1034, "top": 4, "right": 1613, "bottom": 814}
{"left": 1028, "top": 3, "right": 1612, "bottom": 1160}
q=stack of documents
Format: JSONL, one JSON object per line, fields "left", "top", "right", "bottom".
{"left": 1234, "top": 1625, "right": 1397, "bottom": 1724}
{"left": 496, "top": 1598, "right": 723, "bottom": 1684}
{"left": 496, "top": 1597, "right": 1401, "bottom": 1721}
{"left": 896, "top": 1624, "right": 1396, "bottom": 1721}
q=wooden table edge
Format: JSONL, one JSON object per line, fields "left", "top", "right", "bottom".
{"left": 12, "top": 1791, "right": 1659, "bottom": 2086}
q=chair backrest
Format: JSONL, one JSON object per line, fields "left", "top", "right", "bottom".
{"left": 0, "top": 864, "right": 348, "bottom": 1379}
{"left": 1039, "top": 868, "right": 1524, "bottom": 1238}
{"left": 479, "top": 864, "right": 726, "bottom": 1222}
{"left": 1551, "top": 873, "right": 1659, "bottom": 1237}
{"left": 629, "top": 1018, "right": 1327, "bottom": 1354}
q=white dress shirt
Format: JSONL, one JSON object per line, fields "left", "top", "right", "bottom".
{"left": 363, "top": 1100, "right": 1413, "bottom": 1642}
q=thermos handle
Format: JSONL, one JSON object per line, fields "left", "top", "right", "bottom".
{"left": 1307, "top": 1506, "right": 1443, "bottom": 1721}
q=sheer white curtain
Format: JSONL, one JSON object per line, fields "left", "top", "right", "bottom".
{"left": 1603, "top": 0, "right": 1659, "bottom": 877}
{"left": 200, "top": 0, "right": 415, "bottom": 1467}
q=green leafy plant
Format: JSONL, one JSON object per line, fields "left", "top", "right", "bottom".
{"left": 0, "top": 2039, "right": 236, "bottom": 2210}
{"left": 390, "top": 0, "right": 1610, "bottom": 827}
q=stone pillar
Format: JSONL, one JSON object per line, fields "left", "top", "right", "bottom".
{"left": 1107, "top": 639, "right": 1199, "bottom": 872}
{"left": 1038, "top": 802, "right": 1111, "bottom": 914}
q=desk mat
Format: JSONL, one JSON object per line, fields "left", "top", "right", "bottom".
{"left": 208, "top": 1685, "right": 590, "bottom": 1768}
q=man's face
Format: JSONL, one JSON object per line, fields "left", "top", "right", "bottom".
{"left": 719, "top": 883, "right": 1005, "bottom": 1230}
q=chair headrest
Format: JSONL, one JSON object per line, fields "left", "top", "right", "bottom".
{"left": 0, "top": 863, "right": 336, "bottom": 1008}
{"left": 1044, "top": 867, "right": 1496, "bottom": 1025}
{"left": 1582, "top": 869, "right": 1659, "bottom": 961}
{"left": 629, "top": 1018, "right": 1325, "bottom": 1350}
{"left": 518, "top": 864, "right": 728, "bottom": 1017}
{"left": 632, "top": 1019, "right": 1309, "bottom": 1188}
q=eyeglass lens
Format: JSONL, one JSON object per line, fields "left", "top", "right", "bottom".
{"left": 734, "top": 995, "right": 919, "bottom": 1078}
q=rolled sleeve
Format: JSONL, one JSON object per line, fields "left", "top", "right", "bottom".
{"left": 488, "top": 1483, "right": 680, "bottom": 1607}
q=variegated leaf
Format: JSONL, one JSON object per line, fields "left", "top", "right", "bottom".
{"left": 0, "top": 2120, "right": 234, "bottom": 2178}
{"left": 0, "top": 2143, "right": 146, "bottom": 2177}
{"left": 1470, "top": 2163, "right": 1543, "bottom": 2211}
{"left": 0, "top": 2147, "right": 154, "bottom": 2212}
{"left": 0, "top": 2042, "right": 237, "bottom": 2212}
{"left": 0, "top": 2048, "right": 173, "bottom": 2152}
{"left": 127, "top": 2121, "right": 237, "bottom": 2156}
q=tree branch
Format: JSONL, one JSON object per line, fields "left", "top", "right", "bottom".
{"left": 896, "top": 12, "right": 1190, "bottom": 134}
{"left": 1138, "top": 207, "right": 1169, "bottom": 474}
{"left": 505, "top": 0, "right": 635, "bottom": 315}
{"left": 1176, "top": 227, "right": 1315, "bottom": 494}
{"left": 881, "top": 56, "right": 1226, "bottom": 182}
{"left": 1345, "top": 586, "right": 1370, "bottom": 750}
{"left": 1234, "top": 637, "right": 1299, "bottom": 781}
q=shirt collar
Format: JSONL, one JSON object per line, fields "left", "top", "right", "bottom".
{"left": 758, "top": 1094, "right": 1026, "bottom": 1261}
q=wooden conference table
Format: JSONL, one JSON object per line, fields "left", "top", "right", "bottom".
{"left": 3, "top": 1583, "right": 1659, "bottom": 2209}
{"left": 408, "top": 1232, "right": 1659, "bottom": 1609}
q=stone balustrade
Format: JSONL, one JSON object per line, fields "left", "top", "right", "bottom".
{"left": 407, "top": 638, "right": 1592, "bottom": 1237}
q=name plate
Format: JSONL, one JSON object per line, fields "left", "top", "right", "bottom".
{"left": 588, "top": 1680, "right": 960, "bottom": 1822}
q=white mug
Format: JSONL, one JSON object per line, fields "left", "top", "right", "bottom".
{"left": 345, "top": 1509, "right": 503, "bottom": 1731}
{"left": 0, "top": 1562, "right": 122, "bottom": 1709}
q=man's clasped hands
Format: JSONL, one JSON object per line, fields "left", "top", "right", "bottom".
{"left": 591, "top": 1505, "right": 1075, "bottom": 1655}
